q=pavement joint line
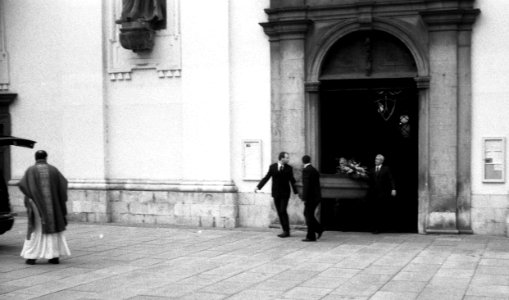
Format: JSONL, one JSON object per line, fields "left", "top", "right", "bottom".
{"left": 462, "top": 234, "right": 489, "bottom": 298}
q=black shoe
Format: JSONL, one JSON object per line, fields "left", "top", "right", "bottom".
{"left": 302, "top": 238, "right": 316, "bottom": 242}
{"left": 317, "top": 230, "right": 324, "bottom": 240}
{"left": 277, "top": 232, "right": 290, "bottom": 238}
{"left": 48, "top": 258, "right": 59, "bottom": 264}
{"left": 25, "top": 259, "right": 36, "bottom": 265}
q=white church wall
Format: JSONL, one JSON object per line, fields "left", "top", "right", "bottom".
{"left": 4, "top": 0, "right": 241, "bottom": 227}
{"left": 4, "top": 0, "right": 108, "bottom": 216}
{"left": 106, "top": 0, "right": 184, "bottom": 181}
{"left": 471, "top": 1, "right": 509, "bottom": 235}
{"left": 107, "top": 71, "right": 182, "bottom": 180}
{"left": 180, "top": 0, "right": 232, "bottom": 182}
{"left": 229, "top": 0, "right": 274, "bottom": 227}
{"left": 100, "top": 0, "right": 238, "bottom": 226}
{"left": 5, "top": 0, "right": 106, "bottom": 180}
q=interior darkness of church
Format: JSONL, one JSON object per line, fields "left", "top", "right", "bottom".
{"left": 319, "top": 78, "right": 419, "bottom": 233}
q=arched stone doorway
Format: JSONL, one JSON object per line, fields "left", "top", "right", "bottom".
{"left": 316, "top": 31, "right": 419, "bottom": 232}
{"left": 261, "top": 1, "right": 479, "bottom": 234}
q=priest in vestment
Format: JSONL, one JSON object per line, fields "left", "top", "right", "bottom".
{"left": 18, "top": 150, "right": 70, "bottom": 265}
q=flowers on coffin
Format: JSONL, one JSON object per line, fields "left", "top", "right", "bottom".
{"left": 337, "top": 157, "right": 368, "bottom": 180}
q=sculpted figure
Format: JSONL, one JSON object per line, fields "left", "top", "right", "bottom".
{"left": 117, "top": 0, "right": 166, "bottom": 29}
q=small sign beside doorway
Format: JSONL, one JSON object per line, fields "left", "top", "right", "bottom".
{"left": 483, "top": 137, "right": 505, "bottom": 183}
{"left": 242, "top": 140, "right": 262, "bottom": 181}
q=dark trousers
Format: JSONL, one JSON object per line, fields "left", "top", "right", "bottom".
{"left": 304, "top": 199, "right": 322, "bottom": 240}
{"left": 274, "top": 195, "right": 290, "bottom": 233}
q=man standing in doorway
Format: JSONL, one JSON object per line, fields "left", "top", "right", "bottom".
{"left": 368, "top": 154, "right": 396, "bottom": 234}
{"left": 255, "top": 152, "right": 298, "bottom": 238}
{"left": 300, "top": 155, "right": 324, "bottom": 242}
{"left": 19, "top": 150, "right": 71, "bottom": 265}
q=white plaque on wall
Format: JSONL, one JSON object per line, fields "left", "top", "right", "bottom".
{"left": 242, "top": 140, "right": 262, "bottom": 181}
{"left": 483, "top": 137, "right": 505, "bottom": 183}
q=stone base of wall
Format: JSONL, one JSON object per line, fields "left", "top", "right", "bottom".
{"left": 9, "top": 180, "right": 307, "bottom": 230}
{"left": 14, "top": 182, "right": 506, "bottom": 234}
{"left": 238, "top": 192, "right": 305, "bottom": 228}
{"left": 472, "top": 194, "right": 508, "bottom": 236}
{"left": 9, "top": 180, "right": 239, "bottom": 229}
{"left": 426, "top": 211, "right": 459, "bottom": 234}
{"left": 238, "top": 192, "right": 273, "bottom": 228}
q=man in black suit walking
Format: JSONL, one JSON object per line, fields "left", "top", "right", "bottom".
{"left": 255, "top": 152, "right": 298, "bottom": 238}
{"left": 300, "top": 155, "right": 324, "bottom": 242}
{"left": 368, "top": 154, "right": 397, "bottom": 234}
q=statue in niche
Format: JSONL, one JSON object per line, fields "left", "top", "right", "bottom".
{"left": 116, "top": 0, "right": 167, "bottom": 52}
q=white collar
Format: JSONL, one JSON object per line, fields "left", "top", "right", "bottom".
{"left": 304, "top": 163, "right": 311, "bottom": 168}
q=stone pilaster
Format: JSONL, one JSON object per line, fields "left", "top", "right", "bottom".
{"left": 305, "top": 82, "right": 320, "bottom": 168}
{"left": 456, "top": 12, "right": 478, "bottom": 234}
{"left": 421, "top": 8, "right": 479, "bottom": 233}
{"left": 415, "top": 77, "right": 430, "bottom": 234}
{"left": 261, "top": 19, "right": 310, "bottom": 171}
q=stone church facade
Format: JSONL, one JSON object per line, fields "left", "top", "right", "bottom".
{"left": 1, "top": 0, "right": 508, "bottom": 235}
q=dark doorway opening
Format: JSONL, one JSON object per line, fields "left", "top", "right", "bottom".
{"left": 319, "top": 78, "right": 418, "bottom": 233}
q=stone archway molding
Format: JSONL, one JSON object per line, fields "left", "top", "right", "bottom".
{"left": 307, "top": 17, "right": 430, "bottom": 82}
{"left": 305, "top": 21, "right": 432, "bottom": 233}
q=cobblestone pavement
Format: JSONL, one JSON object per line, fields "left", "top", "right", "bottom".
{"left": 2, "top": 218, "right": 509, "bottom": 299}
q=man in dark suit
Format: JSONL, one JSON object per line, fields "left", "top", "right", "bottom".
{"left": 300, "top": 155, "right": 324, "bottom": 242}
{"left": 368, "top": 154, "right": 396, "bottom": 234}
{"left": 255, "top": 152, "right": 298, "bottom": 238}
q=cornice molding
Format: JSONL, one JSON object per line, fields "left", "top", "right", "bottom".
{"left": 414, "top": 76, "right": 430, "bottom": 90}
{"left": 305, "top": 82, "right": 320, "bottom": 92}
{"left": 264, "top": 1, "right": 478, "bottom": 25}
{"left": 260, "top": 19, "right": 311, "bottom": 41}
{"left": 10, "top": 178, "right": 239, "bottom": 193}
{"left": 420, "top": 8, "right": 480, "bottom": 31}
{"left": 264, "top": 6, "right": 308, "bottom": 16}
{"left": 262, "top": 1, "right": 480, "bottom": 41}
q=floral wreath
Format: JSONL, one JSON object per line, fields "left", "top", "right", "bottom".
{"left": 336, "top": 157, "right": 368, "bottom": 180}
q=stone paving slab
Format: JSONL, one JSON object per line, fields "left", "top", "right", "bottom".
{"left": 1, "top": 218, "right": 509, "bottom": 299}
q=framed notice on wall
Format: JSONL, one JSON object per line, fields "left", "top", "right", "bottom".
{"left": 483, "top": 137, "right": 505, "bottom": 183}
{"left": 242, "top": 140, "right": 262, "bottom": 181}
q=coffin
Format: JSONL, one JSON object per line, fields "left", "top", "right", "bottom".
{"left": 320, "top": 174, "right": 368, "bottom": 199}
